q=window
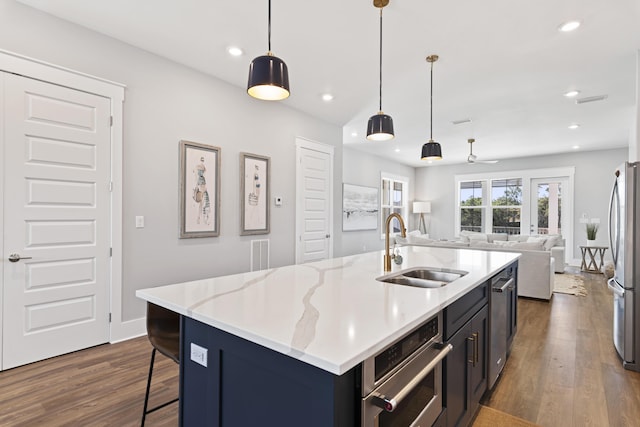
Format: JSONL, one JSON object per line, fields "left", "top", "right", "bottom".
{"left": 381, "top": 174, "right": 409, "bottom": 236}
{"left": 460, "top": 181, "right": 485, "bottom": 232}
{"left": 457, "top": 177, "right": 523, "bottom": 235}
{"left": 491, "top": 178, "right": 522, "bottom": 235}
{"left": 454, "top": 167, "right": 575, "bottom": 261}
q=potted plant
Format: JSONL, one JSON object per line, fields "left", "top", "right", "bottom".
{"left": 586, "top": 223, "right": 598, "bottom": 246}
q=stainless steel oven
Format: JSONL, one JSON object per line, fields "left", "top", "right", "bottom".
{"left": 361, "top": 312, "right": 452, "bottom": 427}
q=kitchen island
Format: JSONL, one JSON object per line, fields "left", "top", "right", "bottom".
{"left": 137, "top": 245, "right": 519, "bottom": 426}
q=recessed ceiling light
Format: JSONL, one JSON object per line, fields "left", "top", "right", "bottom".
{"left": 351, "top": 131, "right": 358, "bottom": 137}
{"left": 568, "top": 124, "right": 580, "bottom": 129}
{"left": 572, "top": 145, "right": 580, "bottom": 150}
{"left": 394, "top": 148, "right": 400, "bottom": 153}
{"left": 559, "top": 21, "right": 581, "bottom": 32}
{"left": 564, "top": 90, "right": 580, "bottom": 98}
{"left": 321, "top": 93, "right": 334, "bottom": 102}
{"left": 227, "top": 46, "right": 243, "bottom": 56}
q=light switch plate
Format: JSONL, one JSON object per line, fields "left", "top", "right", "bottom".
{"left": 135, "top": 216, "right": 144, "bottom": 228}
{"left": 190, "top": 343, "right": 208, "bottom": 367}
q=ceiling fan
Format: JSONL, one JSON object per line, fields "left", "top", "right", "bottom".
{"left": 467, "top": 138, "right": 498, "bottom": 164}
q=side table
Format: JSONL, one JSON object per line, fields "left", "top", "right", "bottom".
{"left": 580, "top": 245, "right": 608, "bottom": 273}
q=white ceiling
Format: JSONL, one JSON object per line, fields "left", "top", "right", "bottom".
{"left": 17, "top": 0, "right": 640, "bottom": 167}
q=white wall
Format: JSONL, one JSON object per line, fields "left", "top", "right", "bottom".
{"left": 0, "top": 0, "right": 343, "bottom": 321}
{"left": 415, "top": 148, "right": 627, "bottom": 263}
{"left": 340, "top": 147, "right": 416, "bottom": 256}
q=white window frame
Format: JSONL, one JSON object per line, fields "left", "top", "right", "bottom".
{"left": 380, "top": 172, "right": 410, "bottom": 239}
{"left": 454, "top": 167, "right": 575, "bottom": 260}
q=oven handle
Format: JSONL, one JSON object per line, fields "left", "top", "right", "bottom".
{"left": 372, "top": 343, "right": 453, "bottom": 413}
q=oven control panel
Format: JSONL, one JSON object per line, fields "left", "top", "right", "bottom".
{"left": 374, "top": 315, "right": 439, "bottom": 381}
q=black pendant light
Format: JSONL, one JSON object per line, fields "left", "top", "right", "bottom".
{"left": 247, "top": 0, "right": 290, "bottom": 101}
{"left": 421, "top": 55, "right": 442, "bottom": 160}
{"left": 366, "top": 0, "right": 394, "bottom": 141}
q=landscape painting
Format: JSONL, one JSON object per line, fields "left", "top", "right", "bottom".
{"left": 342, "top": 183, "right": 379, "bottom": 231}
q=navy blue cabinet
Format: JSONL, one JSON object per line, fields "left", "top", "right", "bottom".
{"left": 179, "top": 316, "right": 359, "bottom": 427}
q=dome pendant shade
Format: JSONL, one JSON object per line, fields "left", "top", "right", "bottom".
{"left": 247, "top": 53, "right": 290, "bottom": 101}
{"left": 421, "top": 140, "right": 442, "bottom": 160}
{"left": 366, "top": 112, "right": 394, "bottom": 141}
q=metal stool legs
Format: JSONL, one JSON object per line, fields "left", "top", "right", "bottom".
{"left": 141, "top": 347, "right": 179, "bottom": 426}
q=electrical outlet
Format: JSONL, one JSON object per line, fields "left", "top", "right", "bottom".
{"left": 190, "top": 343, "right": 208, "bottom": 367}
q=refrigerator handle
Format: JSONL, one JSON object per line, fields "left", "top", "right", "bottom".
{"left": 607, "top": 278, "right": 624, "bottom": 297}
{"left": 608, "top": 178, "right": 619, "bottom": 266}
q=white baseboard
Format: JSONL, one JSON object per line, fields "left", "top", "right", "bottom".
{"left": 110, "top": 316, "right": 146, "bottom": 343}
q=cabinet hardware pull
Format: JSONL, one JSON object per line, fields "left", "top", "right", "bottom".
{"left": 467, "top": 335, "right": 475, "bottom": 365}
{"left": 473, "top": 332, "right": 479, "bottom": 366}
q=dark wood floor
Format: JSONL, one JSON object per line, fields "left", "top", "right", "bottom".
{"left": 1, "top": 268, "right": 639, "bottom": 426}
{"left": 482, "top": 268, "right": 640, "bottom": 427}
{"left": 0, "top": 335, "right": 178, "bottom": 426}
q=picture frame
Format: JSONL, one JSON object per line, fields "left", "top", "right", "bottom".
{"left": 240, "top": 152, "right": 270, "bottom": 235}
{"left": 342, "top": 183, "right": 379, "bottom": 231}
{"left": 179, "top": 140, "right": 220, "bottom": 238}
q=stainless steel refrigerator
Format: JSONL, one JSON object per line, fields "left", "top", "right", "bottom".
{"left": 608, "top": 161, "right": 640, "bottom": 371}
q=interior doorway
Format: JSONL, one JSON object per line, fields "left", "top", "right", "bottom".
{"left": 295, "top": 138, "right": 334, "bottom": 264}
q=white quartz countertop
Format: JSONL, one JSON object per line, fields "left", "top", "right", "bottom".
{"left": 136, "top": 246, "right": 519, "bottom": 375}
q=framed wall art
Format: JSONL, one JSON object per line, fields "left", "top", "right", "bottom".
{"left": 342, "top": 183, "right": 379, "bottom": 231}
{"left": 240, "top": 152, "right": 270, "bottom": 235}
{"left": 179, "top": 140, "right": 220, "bottom": 238}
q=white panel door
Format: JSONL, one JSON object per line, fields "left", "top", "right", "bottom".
{"left": 2, "top": 72, "right": 111, "bottom": 369}
{"left": 297, "top": 147, "right": 332, "bottom": 263}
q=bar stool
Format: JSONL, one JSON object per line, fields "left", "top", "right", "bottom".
{"left": 141, "top": 302, "right": 180, "bottom": 426}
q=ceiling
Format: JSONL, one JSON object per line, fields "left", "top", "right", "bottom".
{"left": 17, "top": 0, "right": 640, "bottom": 167}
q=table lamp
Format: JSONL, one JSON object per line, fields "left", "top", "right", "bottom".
{"left": 413, "top": 201, "right": 431, "bottom": 235}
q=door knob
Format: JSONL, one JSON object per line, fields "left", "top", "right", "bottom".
{"left": 8, "top": 253, "right": 32, "bottom": 263}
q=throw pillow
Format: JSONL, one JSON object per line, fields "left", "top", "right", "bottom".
{"left": 394, "top": 235, "right": 409, "bottom": 244}
{"left": 489, "top": 233, "right": 508, "bottom": 242}
{"left": 467, "top": 233, "right": 488, "bottom": 242}
{"left": 469, "top": 241, "right": 496, "bottom": 249}
{"left": 511, "top": 241, "right": 545, "bottom": 251}
{"left": 527, "top": 236, "right": 547, "bottom": 245}
{"left": 543, "top": 235, "right": 560, "bottom": 250}
{"left": 493, "top": 240, "right": 518, "bottom": 247}
{"left": 409, "top": 235, "right": 435, "bottom": 244}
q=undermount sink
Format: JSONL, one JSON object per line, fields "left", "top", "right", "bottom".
{"left": 377, "top": 267, "right": 468, "bottom": 288}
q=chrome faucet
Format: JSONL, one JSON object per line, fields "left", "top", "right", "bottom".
{"left": 384, "top": 213, "right": 406, "bottom": 272}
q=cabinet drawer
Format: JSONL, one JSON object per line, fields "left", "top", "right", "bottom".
{"left": 443, "top": 281, "right": 489, "bottom": 341}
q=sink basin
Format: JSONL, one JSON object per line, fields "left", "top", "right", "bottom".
{"left": 377, "top": 267, "right": 468, "bottom": 288}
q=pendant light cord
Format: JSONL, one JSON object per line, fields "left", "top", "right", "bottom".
{"left": 268, "top": 0, "right": 272, "bottom": 52}
{"left": 378, "top": 8, "right": 383, "bottom": 112}
{"left": 429, "top": 60, "right": 433, "bottom": 140}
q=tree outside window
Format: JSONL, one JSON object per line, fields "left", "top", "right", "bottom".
{"left": 460, "top": 181, "right": 485, "bottom": 232}
{"left": 491, "top": 178, "right": 522, "bottom": 235}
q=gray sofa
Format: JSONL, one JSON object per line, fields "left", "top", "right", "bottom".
{"left": 395, "top": 231, "right": 566, "bottom": 300}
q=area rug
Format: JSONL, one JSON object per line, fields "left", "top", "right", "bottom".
{"left": 473, "top": 405, "right": 540, "bottom": 427}
{"left": 553, "top": 273, "right": 587, "bottom": 296}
